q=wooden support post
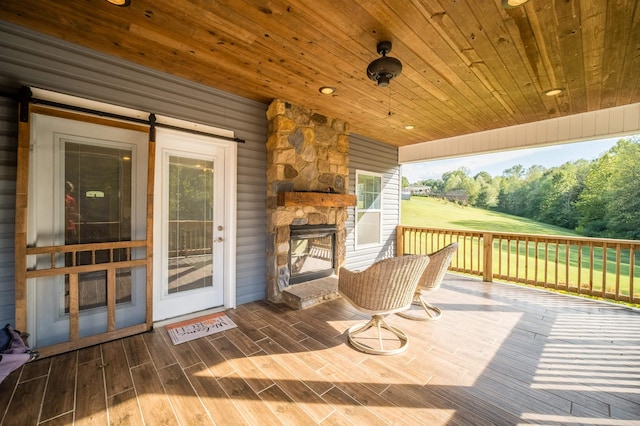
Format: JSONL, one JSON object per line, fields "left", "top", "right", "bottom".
{"left": 145, "top": 119, "right": 156, "bottom": 327}
{"left": 396, "top": 225, "right": 404, "bottom": 256}
{"left": 14, "top": 107, "right": 31, "bottom": 333}
{"left": 483, "top": 232, "right": 493, "bottom": 282}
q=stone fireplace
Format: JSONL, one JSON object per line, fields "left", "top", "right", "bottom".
{"left": 266, "top": 99, "right": 355, "bottom": 307}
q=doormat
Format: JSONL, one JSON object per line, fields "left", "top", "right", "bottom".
{"left": 165, "top": 312, "right": 237, "bottom": 345}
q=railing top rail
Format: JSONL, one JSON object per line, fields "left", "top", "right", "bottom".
{"left": 397, "top": 225, "right": 640, "bottom": 246}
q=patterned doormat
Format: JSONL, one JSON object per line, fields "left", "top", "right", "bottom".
{"left": 165, "top": 312, "right": 237, "bottom": 345}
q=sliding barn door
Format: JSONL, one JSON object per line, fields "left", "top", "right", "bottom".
{"left": 26, "top": 113, "right": 149, "bottom": 349}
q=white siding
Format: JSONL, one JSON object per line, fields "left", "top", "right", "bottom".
{"left": 399, "top": 103, "right": 640, "bottom": 164}
{"left": 345, "top": 134, "right": 400, "bottom": 271}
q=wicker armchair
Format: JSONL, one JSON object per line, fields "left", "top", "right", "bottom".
{"left": 338, "top": 255, "right": 430, "bottom": 355}
{"left": 398, "top": 243, "right": 458, "bottom": 321}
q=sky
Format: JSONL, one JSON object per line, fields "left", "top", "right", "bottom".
{"left": 401, "top": 136, "right": 628, "bottom": 184}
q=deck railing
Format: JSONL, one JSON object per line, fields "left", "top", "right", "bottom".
{"left": 397, "top": 226, "right": 640, "bottom": 305}
{"left": 168, "top": 220, "right": 213, "bottom": 257}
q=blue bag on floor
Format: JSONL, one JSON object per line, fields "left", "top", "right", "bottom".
{"left": 0, "top": 324, "right": 38, "bottom": 384}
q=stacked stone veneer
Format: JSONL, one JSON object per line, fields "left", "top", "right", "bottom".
{"left": 266, "top": 99, "right": 350, "bottom": 303}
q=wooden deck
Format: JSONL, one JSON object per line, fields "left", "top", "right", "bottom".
{"left": 1, "top": 274, "right": 639, "bottom": 425}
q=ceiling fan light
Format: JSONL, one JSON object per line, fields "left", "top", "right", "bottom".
{"left": 501, "top": 0, "right": 530, "bottom": 8}
{"left": 375, "top": 73, "right": 392, "bottom": 88}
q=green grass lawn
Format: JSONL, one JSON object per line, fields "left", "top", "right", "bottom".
{"left": 401, "top": 196, "right": 640, "bottom": 304}
{"left": 401, "top": 196, "right": 578, "bottom": 236}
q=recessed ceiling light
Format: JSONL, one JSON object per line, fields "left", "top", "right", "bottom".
{"left": 501, "top": 0, "right": 530, "bottom": 8}
{"left": 545, "top": 88, "right": 563, "bottom": 96}
{"left": 404, "top": 125, "right": 415, "bottom": 130}
{"left": 105, "top": 0, "right": 131, "bottom": 6}
{"left": 319, "top": 86, "right": 336, "bottom": 95}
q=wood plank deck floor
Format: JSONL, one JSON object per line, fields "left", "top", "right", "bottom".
{"left": 1, "top": 274, "right": 639, "bottom": 425}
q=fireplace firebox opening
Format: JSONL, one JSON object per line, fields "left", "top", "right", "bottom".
{"left": 289, "top": 224, "right": 337, "bottom": 285}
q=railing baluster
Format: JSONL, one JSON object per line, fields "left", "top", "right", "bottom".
{"left": 577, "top": 242, "right": 582, "bottom": 293}
{"left": 544, "top": 241, "right": 549, "bottom": 288}
{"left": 507, "top": 238, "right": 512, "bottom": 281}
{"left": 460, "top": 232, "right": 464, "bottom": 272}
{"left": 455, "top": 232, "right": 460, "bottom": 269}
{"left": 553, "top": 240, "right": 560, "bottom": 289}
{"left": 497, "top": 237, "right": 502, "bottom": 278}
{"left": 633, "top": 244, "right": 636, "bottom": 302}
{"left": 589, "top": 243, "right": 595, "bottom": 294}
{"left": 534, "top": 239, "right": 538, "bottom": 284}
{"left": 477, "top": 234, "right": 481, "bottom": 275}
{"left": 524, "top": 237, "right": 529, "bottom": 284}
{"left": 615, "top": 244, "right": 621, "bottom": 301}
{"left": 469, "top": 233, "right": 473, "bottom": 273}
{"left": 565, "top": 242, "right": 570, "bottom": 291}
{"left": 516, "top": 239, "right": 521, "bottom": 282}
{"left": 602, "top": 243, "right": 608, "bottom": 297}
{"left": 459, "top": 232, "right": 464, "bottom": 271}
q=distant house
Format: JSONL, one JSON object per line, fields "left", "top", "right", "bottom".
{"left": 407, "top": 185, "right": 432, "bottom": 196}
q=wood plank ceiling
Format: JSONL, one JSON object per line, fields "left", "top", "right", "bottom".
{"left": 1, "top": 0, "right": 639, "bottom": 147}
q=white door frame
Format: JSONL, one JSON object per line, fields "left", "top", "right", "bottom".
{"left": 152, "top": 128, "right": 237, "bottom": 322}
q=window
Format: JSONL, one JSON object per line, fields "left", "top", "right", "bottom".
{"left": 356, "top": 170, "right": 383, "bottom": 247}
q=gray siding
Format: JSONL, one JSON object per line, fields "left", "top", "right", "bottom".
{"left": 0, "top": 21, "right": 268, "bottom": 326}
{"left": 345, "top": 134, "right": 400, "bottom": 271}
{"left": 0, "top": 94, "right": 17, "bottom": 327}
{"left": 0, "top": 22, "right": 403, "bottom": 325}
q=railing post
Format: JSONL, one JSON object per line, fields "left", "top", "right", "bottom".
{"left": 396, "top": 225, "right": 404, "bottom": 256}
{"left": 483, "top": 232, "right": 493, "bottom": 282}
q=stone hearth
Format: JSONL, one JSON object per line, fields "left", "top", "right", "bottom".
{"left": 281, "top": 276, "right": 339, "bottom": 310}
{"left": 265, "top": 99, "right": 352, "bottom": 308}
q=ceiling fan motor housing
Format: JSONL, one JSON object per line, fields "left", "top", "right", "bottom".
{"left": 367, "top": 41, "right": 402, "bottom": 87}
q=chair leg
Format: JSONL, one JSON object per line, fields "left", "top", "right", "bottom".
{"left": 347, "top": 314, "right": 409, "bottom": 355}
{"left": 397, "top": 294, "right": 442, "bottom": 321}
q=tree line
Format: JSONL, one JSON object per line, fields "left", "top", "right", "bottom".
{"left": 407, "top": 137, "right": 640, "bottom": 240}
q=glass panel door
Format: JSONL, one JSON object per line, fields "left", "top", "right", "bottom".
{"left": 153, "top": 129, "right": 225, "bottom": 321}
